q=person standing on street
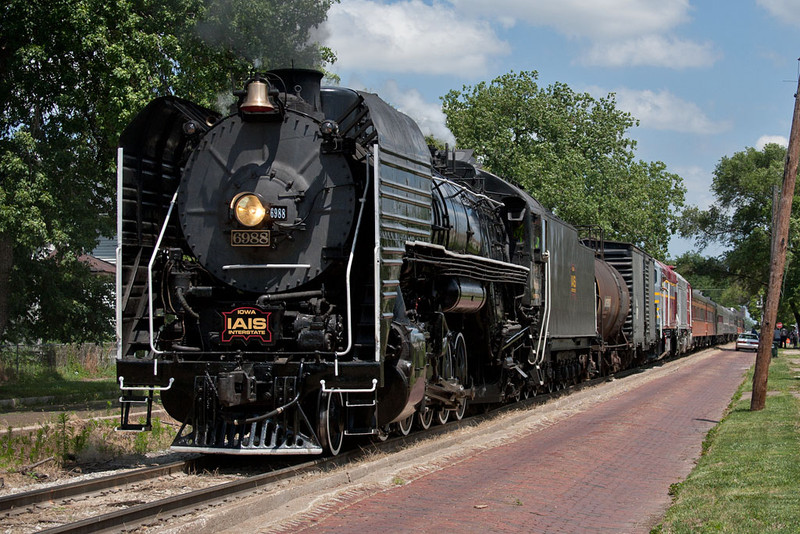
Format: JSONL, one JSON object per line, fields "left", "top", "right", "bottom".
{"left": 773, "top": 327, "right": 782, "bottom": 358}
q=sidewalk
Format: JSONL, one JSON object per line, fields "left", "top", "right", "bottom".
{"left": 263, "top": 347, "right": 752, "bottom": 533}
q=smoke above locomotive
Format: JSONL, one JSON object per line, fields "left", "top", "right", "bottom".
{"left": 116, "top": 69, "right": 742, "bottom": 455}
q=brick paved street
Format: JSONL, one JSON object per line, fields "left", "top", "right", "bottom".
{"left": 271, "top": 348, "right": 753, "bottom": 533}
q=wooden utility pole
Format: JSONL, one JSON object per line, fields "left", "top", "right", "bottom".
{"left": 751, "top": 70, "right": 800, "bottom": 411}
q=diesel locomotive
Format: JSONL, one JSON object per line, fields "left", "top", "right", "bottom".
{"left": 115, "top": 69, "right": 743, "bottom": 455}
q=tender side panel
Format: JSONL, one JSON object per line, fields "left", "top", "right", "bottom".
{"left": 544, "top": 215, "right": 596, "bottom": 344}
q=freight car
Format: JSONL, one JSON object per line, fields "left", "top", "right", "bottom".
{"left": 115, "top": 69, "right": 737, "bottom": 455}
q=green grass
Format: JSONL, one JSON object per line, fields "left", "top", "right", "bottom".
{"left": 0, "top": 370, "right": 117, "bottom": 402}
{"left": 0, "top": 344, "right": 117, "bottom": 405}
{"left": 0, "top": 414, "right": 176, "bottom": 469}
{"left": 0, "top": 344, "right": 175, "bottom": 470}
{"left": 654, "top": 352, "right": 800, "bottom": 533}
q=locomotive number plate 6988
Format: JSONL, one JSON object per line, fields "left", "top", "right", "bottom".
{"left": 269, "top": 206, "right": 288, "bottom": 220}
{"left": 231, "top": 230, "right": 271, "bottom": 246}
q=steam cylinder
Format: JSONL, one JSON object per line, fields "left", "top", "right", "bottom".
{"left": 440, "top": 277, "right": 486, "bottom": 313}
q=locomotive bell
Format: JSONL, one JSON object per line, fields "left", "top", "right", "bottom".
{"left": 240, "top": 80, "right": 275, "bottom": 113}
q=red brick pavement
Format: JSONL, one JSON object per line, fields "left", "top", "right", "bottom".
{"left": 277, "top": 348, "right": 752, "bottom": 533}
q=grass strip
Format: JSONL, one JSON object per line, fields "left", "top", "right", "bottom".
{"left": 0, "top": 372, "right": 117, "bottom": 403}
{"left": 654, "top": 351, "right": 800, "bottom": 533}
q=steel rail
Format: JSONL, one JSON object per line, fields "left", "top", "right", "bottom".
{"left": 38, "top": 455, "right": 342, "bottom": 534}
{"left": 0, "top": 459, "right": 194, "bottom": 511}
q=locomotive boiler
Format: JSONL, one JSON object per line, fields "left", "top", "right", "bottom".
{"left": 115, "top": 69, "right": 723, "bottom": 455}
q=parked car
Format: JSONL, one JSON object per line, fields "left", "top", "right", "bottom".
{"left": 735, "top": 333, "right": 759, "bottom": 351}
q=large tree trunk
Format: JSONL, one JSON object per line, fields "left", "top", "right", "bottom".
{"left": 0, "top": 232, "right": 12, "bottom": 342}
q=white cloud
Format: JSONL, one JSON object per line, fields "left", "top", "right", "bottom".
{"left": 451, "top": 0, "right": 716, "bottom": 69}
{"left": 757, "top": 0, "right": 800, "bottom": 27}
{"left": 451, "top": 0, "right": 691, "bottom": 38}
{"left": 756, "top": 134, "right": 788, "bottom": 149}
{"left": 380, "top": 81, "right": 456, "bottom": 145}
{"left": 323, "top": 0, "right": 510, "bottom": 75}
{"left": 612, "top": 88, "right": 732, "bottom": 134}
{"left": 581, "top": 35, "right": 719, "bottom": 68}
{"left": 322, "top": 1, "right": 715, "bottom": 72}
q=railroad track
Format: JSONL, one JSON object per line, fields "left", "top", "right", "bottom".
{"left": 1, "top": 408, "right": 508, "bottom": 533}
{"left": 36, "top": 458, "right": 336, "bottom": 534}
{"left": 0, "top": 459, "right": 195, "bottom": 512}
{"left": 2, "top": 355, "right": 685, "bottom": 533}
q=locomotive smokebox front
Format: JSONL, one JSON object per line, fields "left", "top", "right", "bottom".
{"left": 177, "top": 81, "right": 357, "bottom": 294}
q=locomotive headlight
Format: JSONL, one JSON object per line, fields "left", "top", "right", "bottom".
{"left": 232, "top": 193, "right": 267, "bottom": 227}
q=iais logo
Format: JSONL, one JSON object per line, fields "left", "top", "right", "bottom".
{"left": 221, "top": 307, "right": 272, "bottom": 343}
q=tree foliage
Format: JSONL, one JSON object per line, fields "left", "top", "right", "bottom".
{"left": 670, "top": 251, "right": 751, "bottom": 311}
{"left": 441, "top": 71, "right": 686, "bottom": 257}
{"left": 0, "top": 0, "right": 336, "bottom": 343}
{"left": 680, "top": 143, "right": 797, "bottom": 324}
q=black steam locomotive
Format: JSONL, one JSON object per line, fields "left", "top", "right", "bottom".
{"left": 115, "top": 69, "right": 734, "bottom": 455}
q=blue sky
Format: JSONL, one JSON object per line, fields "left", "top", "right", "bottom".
{"left": 319, "top": 0, "right": 800, "bottom": 258}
